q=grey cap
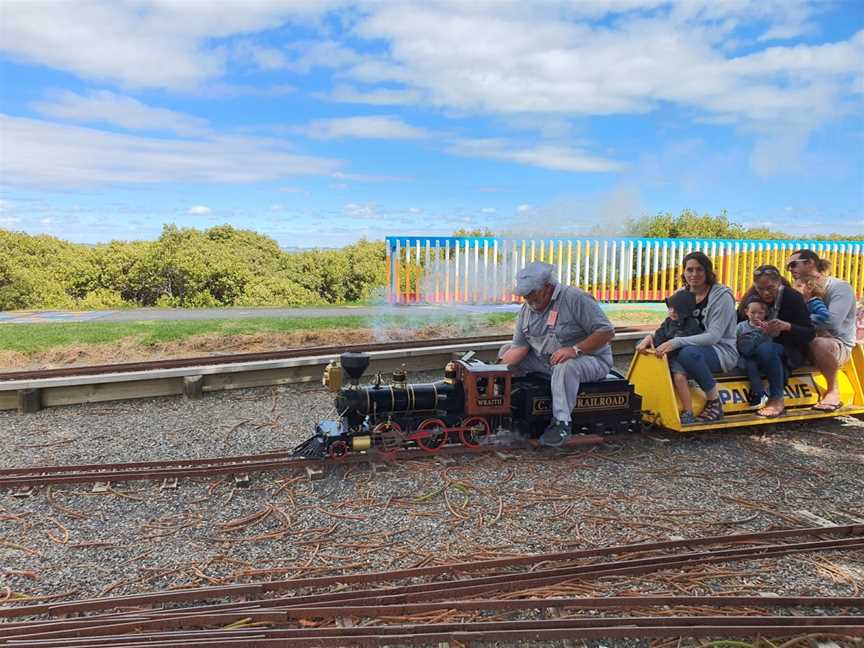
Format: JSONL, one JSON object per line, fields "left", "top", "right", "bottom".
{"left": 514, "top": 261, "right": 556, "bottom": 296}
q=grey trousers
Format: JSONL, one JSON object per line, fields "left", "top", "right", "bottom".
{"left": 500, "top": 344, "right": 611, "bottom": 422}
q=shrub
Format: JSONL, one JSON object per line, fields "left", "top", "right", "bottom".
{"left": 236, "top": 277, "right": 321, "bottom": 307}
{"left": 76, "top": 288, "right": 129, "bottom": 311}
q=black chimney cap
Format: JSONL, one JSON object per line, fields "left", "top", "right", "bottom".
{"left": 340, "top": 352, "right": 369, "bottom": 380}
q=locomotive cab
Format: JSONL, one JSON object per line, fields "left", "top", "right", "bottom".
{"left": 452, "top": 358, "right": 511, "bottom": 416}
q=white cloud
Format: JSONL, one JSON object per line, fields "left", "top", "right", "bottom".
{"left": 32, "top": 90, "right": 209, "bottom": 135}
{"left": 0, "top": 1, "right": 338, "bottom": 89}
{"left": 331, "top": 171, "right": 411, "bottom": 182}
{"left": 449, "top": 139, "right": 622, "bottom": 173}
{"left": 341, "top": 2, "right": 861, "bottom": 137}
{"left": 280, "top": 40, "right": 363, "bottom": 73}
{"left": 300, "top": 116, "right": 431, "bottom": 140}
{"left": 187, "top": 205, "right": 211, "bottom": 215}
{"left": 480, "top": 207, "right": 496, "bottom": 213}
{"left": 343, "top": 202, "right": 377, "bottom": 218}
{"left": 0, "top": 114, "right": 342, "bottom": 188}
{"left": 328, "top": 84, "right": 424, "bottom": 106}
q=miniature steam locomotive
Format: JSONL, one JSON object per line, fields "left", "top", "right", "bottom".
{"left": 292, "top": 351, "right": 644, "bottom": 459}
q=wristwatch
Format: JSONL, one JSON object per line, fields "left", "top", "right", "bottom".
{"left": 571, "top": 345, "right": 581, "bottom": 356}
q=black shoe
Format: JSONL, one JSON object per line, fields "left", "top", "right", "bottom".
{"left": 697, "top": 398, "right": 724, "bottom": 423}
{"left": 540, "top": 420, "right": 571, "bottom": 447}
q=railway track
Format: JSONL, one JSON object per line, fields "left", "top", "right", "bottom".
{"left": 0, "top": 435, "right": 607, "bottom": 489}
{"left": 0, "top": 334, "right": 524, "bottom": 382}
{"left": 0, "top": 326, "right": 652, "bottom": 382}
{"left": 2, "top": 524, "right": 862, "bottom": 645}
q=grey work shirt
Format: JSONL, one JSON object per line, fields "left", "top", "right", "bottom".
{"left": 823, "top": 277, "right": 857, "bottom": 348}
{"left": 512, "top": 283, "right": 614, "bottom": 367}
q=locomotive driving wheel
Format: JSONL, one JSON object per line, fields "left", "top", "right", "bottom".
{"left": 328, "top": 439, "right": 349, "bottom": 459}
{"left": 459, "top": 416, "right": 491, "bottom": 448}
{"left": 372, "top": 421, "right": 404, "bottom": 459}
{"left": 411, "top": 418, "right": 448, "bottom": 453}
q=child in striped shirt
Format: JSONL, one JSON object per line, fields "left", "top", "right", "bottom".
{"left": 796, "top": 277, "right": 830, "bottom": 329}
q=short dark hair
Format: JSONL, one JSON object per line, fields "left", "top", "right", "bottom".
{"left": 789, "top": 249, "right": 831, "bottom": 273}
{"left": 680, "top": 251, "right": 716, "bottom": 286}
{"left": 744, "top": 298, "right": 768, "bottom": 312}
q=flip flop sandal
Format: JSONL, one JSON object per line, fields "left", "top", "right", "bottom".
{"left": 812, "top": 402, "right": 843, "bottom": 412}
{"left": 756, "top": 408, "right": 784, "bottom": 418}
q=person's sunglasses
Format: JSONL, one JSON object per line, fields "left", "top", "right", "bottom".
{"left": 786, "top": 259, "right": 808, "bottom": 270}
{"left": 753, "top": 266, "right": 780, "bottom": 278}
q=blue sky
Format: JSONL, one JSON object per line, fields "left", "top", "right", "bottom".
{"left": 0, "top": 0, "right": 862, "bottom": 248}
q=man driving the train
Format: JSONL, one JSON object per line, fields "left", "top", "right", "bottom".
{"left": 500, "top": 261, "right": 615, "bottom": 447}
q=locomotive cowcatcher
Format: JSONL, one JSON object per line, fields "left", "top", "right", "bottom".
{"left": 292, "top": 351, "right": 643, "bottom": 459}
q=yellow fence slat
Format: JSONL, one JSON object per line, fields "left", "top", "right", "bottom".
{"left": 387, "top": 237, "right": 864, "bottom": 303}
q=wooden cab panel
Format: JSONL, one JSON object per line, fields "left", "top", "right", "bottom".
{"left": 456, "top": 359, "right": 511, "bottom": 416}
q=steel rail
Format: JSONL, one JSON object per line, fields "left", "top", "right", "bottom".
{"left": 137, "top": 539, "right": 864, "bottom": 622}
{"left": 0, "top": 334, "right": 515, "bottom": 382}
{"left": 129, "top": 528, "right": 864, "bottom": 619}
{"left": 0, "top": 525, "right": 855, "bottom": 620}
{"left": 258, "top": 538, "right": 864, "bottom": 611}
{"left": 9, "top": 616, "right": 864, "bottom": 643}
{"left": 0, "top": 449, "right": 296, "bottom": 477}
{"left": 0, "top": 436, "right": 604, "bottom": 488}
{"left": 3, "top": 618, "right": 863, "bottom": 648}
{"left": 0, "top": 327, "right": 651, "bottom": 382}
{"left": 252, "top": 596, "right": 864, "bottom": 619}
{"left": 4, "top": 597, "right": 862, "bottom": 642}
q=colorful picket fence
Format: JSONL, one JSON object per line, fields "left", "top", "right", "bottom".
{"left": 386, "top": 236, "right": 864, "bottom": 304}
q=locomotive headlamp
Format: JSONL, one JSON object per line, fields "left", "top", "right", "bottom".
{"left": 322, "top": 359, "right": 343, "bottom": 392}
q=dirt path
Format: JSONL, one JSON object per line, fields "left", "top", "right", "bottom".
{"left": 0, "top": 322, "right": 517, "bottom": 372}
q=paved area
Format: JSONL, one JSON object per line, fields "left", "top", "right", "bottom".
{"left": 0, "top": 310, "right": 116, "bottom": 324}
{"left": 0, "top": 302, "right": 666, "bottom": 325}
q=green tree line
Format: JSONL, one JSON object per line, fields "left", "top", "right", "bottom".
{"left": 0, "top": 225, "right": 388, "bottom": 310}
{"left": 626, "top": 209, "right": 864, "bottom": 241}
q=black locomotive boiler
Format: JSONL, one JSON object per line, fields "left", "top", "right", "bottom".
{"left": 292, "top": 351, "right": 644, "bottom": 459}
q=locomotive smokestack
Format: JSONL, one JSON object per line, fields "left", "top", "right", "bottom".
{"left": 340, "top": 352, "right": 370, "bottom": 383}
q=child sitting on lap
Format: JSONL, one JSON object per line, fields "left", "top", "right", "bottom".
{"left": 796, "top": 277, "right": 830, "bottom": 331}
{"left": 736, "top": 299, "right": 772, "bottom": 406}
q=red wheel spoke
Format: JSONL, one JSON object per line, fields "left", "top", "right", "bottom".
{"left": 412, "top": 418, "right": 448, "bottom": 453}
{"left": 459, "top": 416, "right": 490, "bottom": 448}
{"left": 373, "top": 422, "right": 404, "bottom": 459}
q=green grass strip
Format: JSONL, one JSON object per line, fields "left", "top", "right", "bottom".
{"left": 0, "top": 313, "right": 517, "bottom": 355}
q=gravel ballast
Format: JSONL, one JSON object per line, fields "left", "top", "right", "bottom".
{"left": 2, "top": 369, "right": 863, "bottom": 645}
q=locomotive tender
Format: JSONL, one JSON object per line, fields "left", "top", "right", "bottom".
{"left": 292, "top": 351, "right": 644, "bottom": 459}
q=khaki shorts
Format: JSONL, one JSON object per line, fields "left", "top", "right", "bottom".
{"left": 813, "top": 336, "right": 852, "bottom": 366}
